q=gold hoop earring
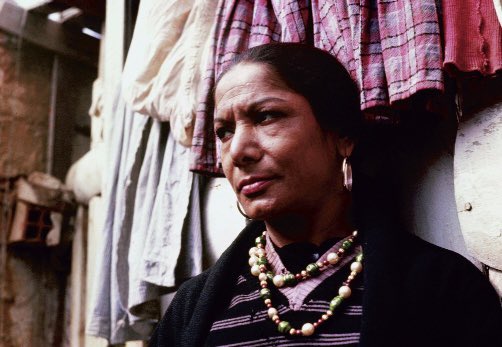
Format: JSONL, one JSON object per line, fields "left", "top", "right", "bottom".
{"left": 342, "top": 157, "right": 352, "bottom": 192}
{"left": 236, "top": 201, "right": 251, "bottom": 219}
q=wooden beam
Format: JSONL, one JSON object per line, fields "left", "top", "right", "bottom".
{"left": 0, "top": 2, "right": 99, "bottom": 67}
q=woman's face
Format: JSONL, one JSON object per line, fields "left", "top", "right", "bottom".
{"left": 214, "top": 62, "right": 344, "bottom": 220}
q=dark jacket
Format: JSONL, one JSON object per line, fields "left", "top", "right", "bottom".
{"left": 149, "top": 220, "right": 502, "bottom": 346}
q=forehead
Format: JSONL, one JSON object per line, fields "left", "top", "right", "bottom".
{"left": 214, "top": 63, "right": 291, "bottom": 106}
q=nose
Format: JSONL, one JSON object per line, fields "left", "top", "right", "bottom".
{"left": 228, "top": 124, "right": 262, "bottom": 167}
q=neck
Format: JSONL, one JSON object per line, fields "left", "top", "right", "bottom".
{"left": 264, "top": 194, "right": 354, "bottom": 247}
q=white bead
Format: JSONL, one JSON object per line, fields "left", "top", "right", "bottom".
{"left": 267, "top": 307, "right": 278, "bottom": 318}
{"left": 350, "top": 261, "right": 363, "bottom": 273}
{"left": 248, "top": 256, "right": 258, "bottom": 266}
{"left": 273, "top": 275, "right": 285, "bottom": 287}
{"left": 248, "top": 247, "right": 258, "bottom": 256}
{"left": 339, "top": 285, "right": 352, "bottom": 298}
{"left": 327, "top": 252, "right": 339, "bottom": 264}
{"left": 256, "top": 248, "right": 266, "bottom": 257}
{"left": 301, "top": 323, "right": 315, "bottom": 336}
{"left": 352, "top": 230, "right": 358, "bottom": 237}
{"left": 251, "top": 264, "right": 261, "bottom": 276}
{"left": 258, "top": 273, "right": 268, "bottom": 281}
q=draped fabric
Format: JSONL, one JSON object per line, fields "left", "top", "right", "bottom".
{"left": 121, "top": 0, "right": 218, "bottom": 146}
{"left": 189, "top": 0, "right": 444, "bottom": 175}
{"left": 442, "top": 0, "right": 502, "bottom": 76}
{"left": 86, "top": 93, "right": 203, "bottom": 344}
{"left": 313, "top": 0, "right": 443, "bottom": 109}
{"left": 190, "top": 0, "right": 311, "bottom": 175}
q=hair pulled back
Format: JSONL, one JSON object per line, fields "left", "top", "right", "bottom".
{"left": 216, "top": 43, "right": 362, "bottom": 138}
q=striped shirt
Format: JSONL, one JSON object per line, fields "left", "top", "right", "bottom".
{"left": 207, "top": 237, "right": 363, "bottom": 346}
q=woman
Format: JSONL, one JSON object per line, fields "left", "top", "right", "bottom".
{"left": 149, "top": 43, "right": 502, "bottom": 346}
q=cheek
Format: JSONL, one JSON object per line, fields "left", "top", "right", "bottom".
{"left": 221, "top": 154, "right": 233, "bottom": 179}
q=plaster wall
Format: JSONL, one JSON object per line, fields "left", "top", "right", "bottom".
{"left": 397, "top": 115, "right": 478, "bottom": 266}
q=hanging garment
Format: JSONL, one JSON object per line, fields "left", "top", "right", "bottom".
{"left": 190, "top": 0, "right": 310, "bottom": 174}
{"left": 442, "top": 0, "right": 502, "bottom": 76}
{"left": 312, "top": 0, "right": 443, "bottom": 109}
{"left": 189, "top": 0, "right": 444, "bottom": 175}
{"left": 121, "top": 0, "right": 218, "bottom": 147}
{"left": 86, "top": 92, "right": 203, "bottom": 344}
{"left": 121, "top": 0, "right": 193, "bottom": 110}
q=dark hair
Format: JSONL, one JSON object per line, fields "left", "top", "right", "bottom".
{"left": 216, "top": 43, "right": 362, "bottom": 138}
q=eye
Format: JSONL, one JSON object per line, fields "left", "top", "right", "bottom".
{"left": 256, "top": 110, "right": 283, "bottom": 124}
{"left": 215, "top": 126, "right": 234, "bottom": 141}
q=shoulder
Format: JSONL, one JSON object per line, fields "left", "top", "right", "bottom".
{"left": 398, "top": 232, "right": 485, "bottom": 284}
{"left": 399, "top": 232, "right": 502, "bottom": 345}
{"left": 149, "top": 221, "right": 265, "bottom": 346}
{"left": 148, "top": 270, "right": 212, "bottom": 347}
{"left": 395, "top": 232, "right": 490, "bottom": 294}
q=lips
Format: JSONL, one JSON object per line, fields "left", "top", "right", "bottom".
{"left": 237, "top": 176, "right": 276, "bottom": 196}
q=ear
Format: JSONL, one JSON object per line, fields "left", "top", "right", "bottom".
{"left": 336, "top": 136, "right": 355, "bottom": 158}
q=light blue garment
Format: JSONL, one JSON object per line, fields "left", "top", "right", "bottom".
{"left": 86, "top": 92, "right": 202, "bottom": 344}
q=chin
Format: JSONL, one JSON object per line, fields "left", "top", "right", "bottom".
{"left": 244, "top": 199, "right": 282, "bottom": 220}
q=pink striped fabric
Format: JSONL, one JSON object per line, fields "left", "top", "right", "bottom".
{"left": 312, "top": 0, "right": 443, "bottom": 108}
{"left": 190, "top": 0, "right": 444, "bottom": 175}
{"left": 190, "top": 0, "right": 310, "bottom": 175}
{"left": 442, "top": 0, "right": 502, "bottom": 76}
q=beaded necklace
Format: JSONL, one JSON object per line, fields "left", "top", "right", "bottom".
{"left": 249, "top": 230, "right": 363, "bottom": 336}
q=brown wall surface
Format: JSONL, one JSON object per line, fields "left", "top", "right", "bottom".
{"left": 0, "top": 31, "right": 68, "bottom": 347}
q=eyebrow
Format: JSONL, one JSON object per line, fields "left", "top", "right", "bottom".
{"left": 214, "top": 96, "right": 287, "bottom": 122}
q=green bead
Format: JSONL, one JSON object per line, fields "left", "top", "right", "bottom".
{"left": 329, "top": 296, "right": 344, "bottom": 311}
{"left": 257, "top": 257, "right": 268, "bottom": 266}
{"left": 356, "top": 253, "right": 364, "bottom": 262}
{"left": 266, "top": 271, "right": 274, "bottom": 280}
{"left": 306, "top": 263, "right": 320, "bottom": 276}
{"left": 342, "top": 240, "right": 352, "bottom": 250}
{"left": 255, "top": 236, "right": 265, "bottom": 246}
{"left": 260, "top": 288, "right": 271, "bottom": 300}
{"left": 283, "top": 274, "right": 297, "bottom": 286}
{"left": 278, "top": 321, "right": 292, "bottom": 333}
